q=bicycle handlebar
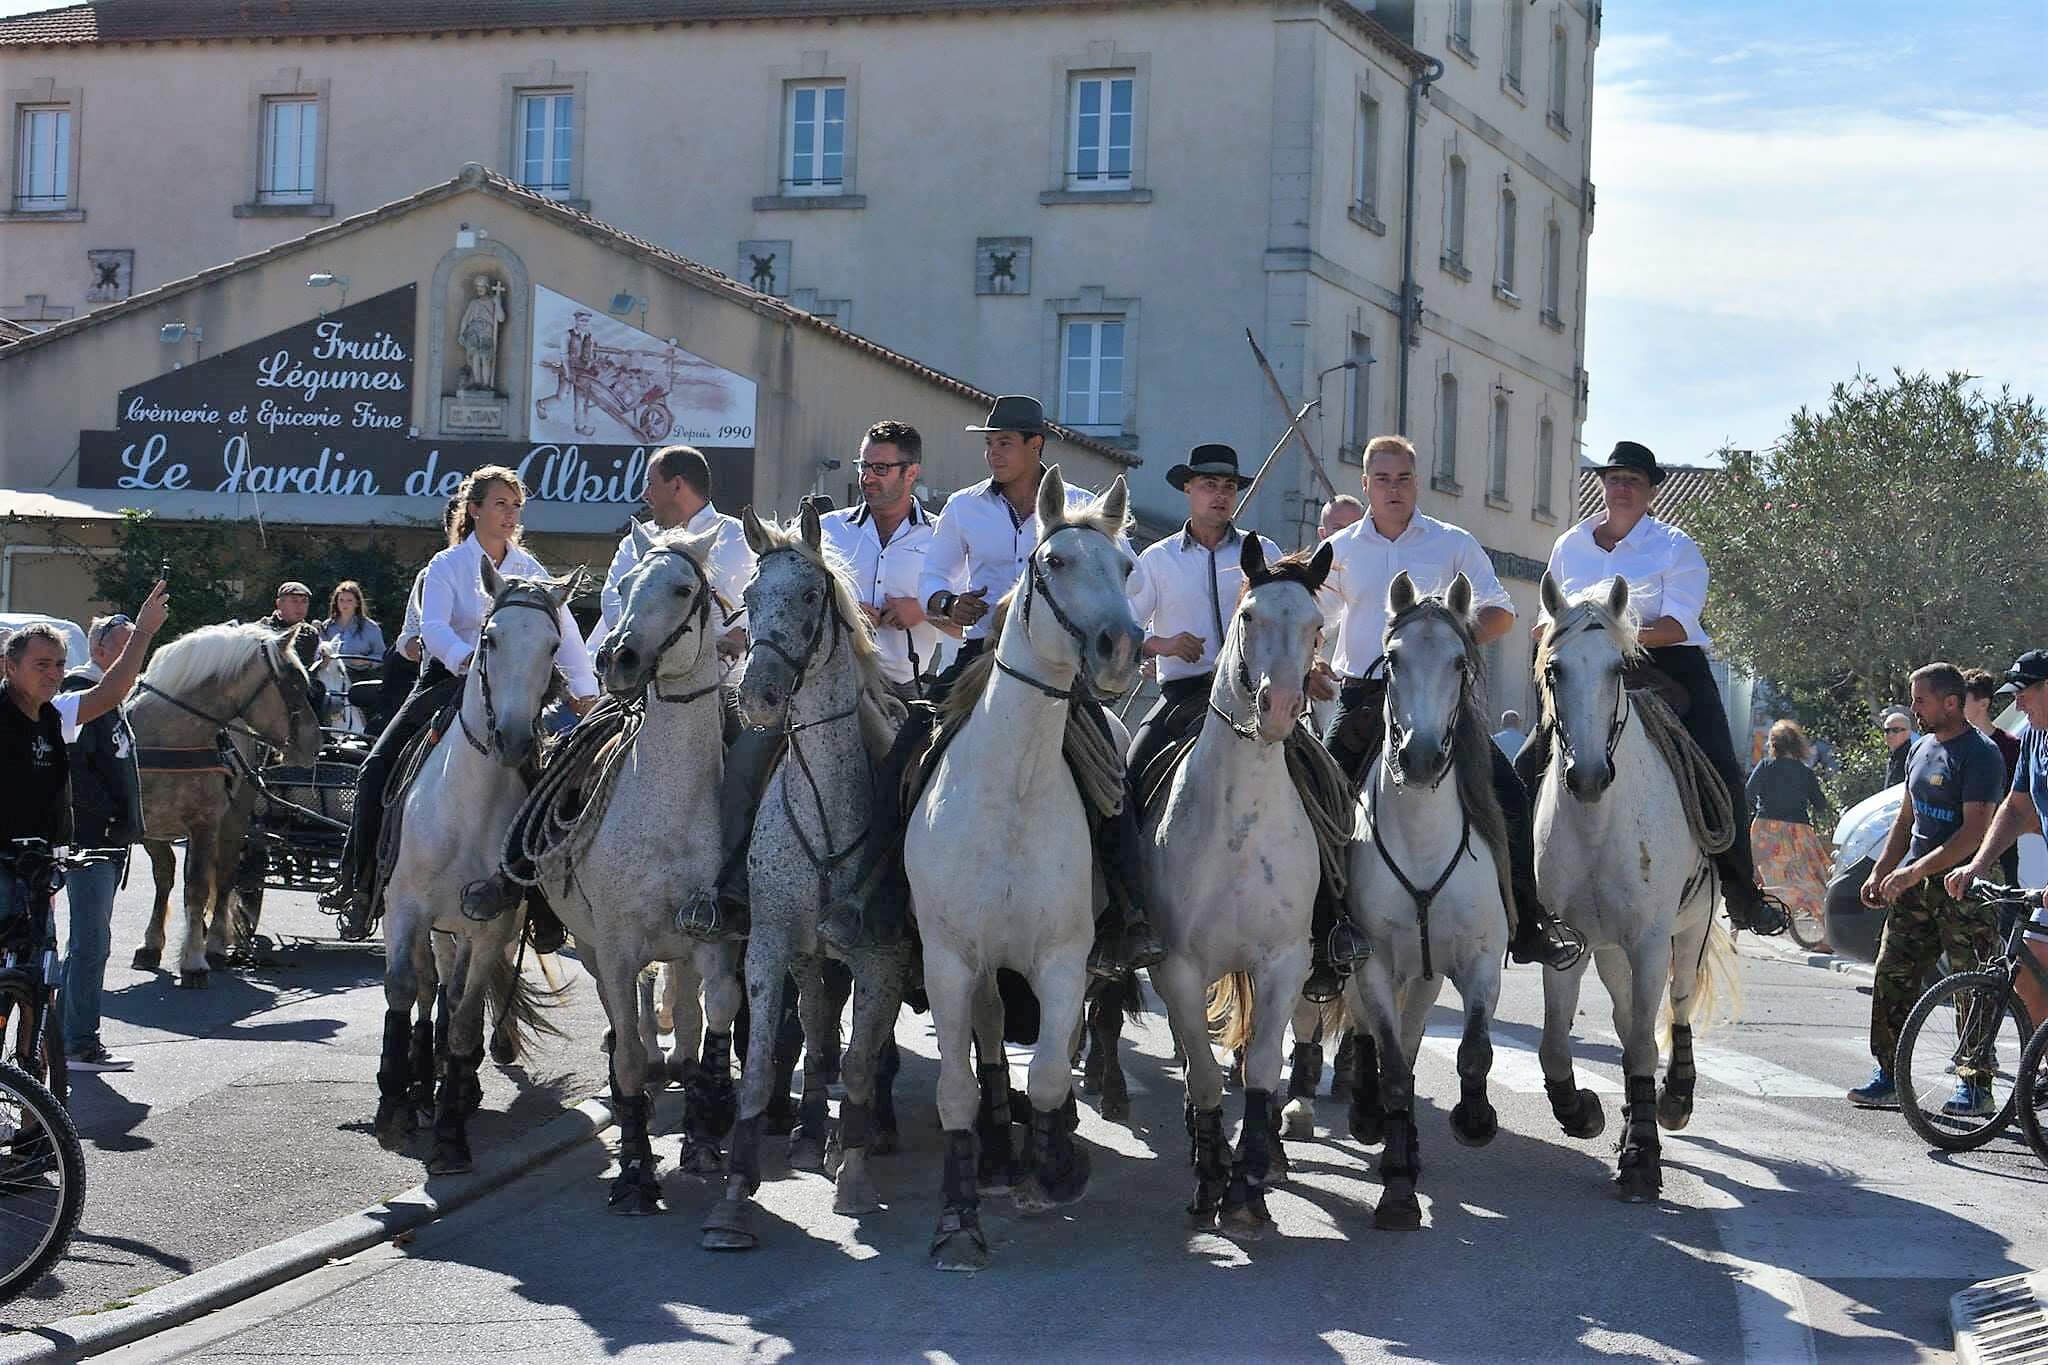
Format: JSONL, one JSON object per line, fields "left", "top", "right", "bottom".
{"left": 1969, "top": 879, "right": 2044, "bottom": 909}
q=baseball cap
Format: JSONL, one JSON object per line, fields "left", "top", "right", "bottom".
{"left": 276, "top": 580, "right": 312, "bottom": 598}
{"left": 1996, "top": 650, "right": 2048, "bottom": 694}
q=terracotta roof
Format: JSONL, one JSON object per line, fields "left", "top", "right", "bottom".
{"left": 1574, "top": 463, "right": 1723, "bottom": 536}
{"left": 0, "top": 163, "right": 1136, "bottom": 466}
{"left": 0, "top": 0, "right": 1425, "bottom": 67}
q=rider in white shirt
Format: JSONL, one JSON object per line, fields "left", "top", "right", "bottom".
{"left": 820, "top": 422, "right": 947, "bottom": 697}
{"left": 326, "top": 466, "right": 597, "bottom": 939}
{"left": 915, "top": 395, "right": 1163, "bottom": 976}
{"left": 596, "top": 445, "right": 753, "bottom": 647}
{"left": 1523, "top": 441, "right": 1788, "bottom": 936}
{"left": 1314, "top": 434, "right": 1585, "bottom": 970}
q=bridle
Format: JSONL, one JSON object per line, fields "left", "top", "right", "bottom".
{"left": 1542, "top": 626, "right": 1631, "bottom": 775}
{"left": 623, "top": 545, "right": 722, "bottom": 706}
{"left": 1380, "top": 600, "right": 1470, "bottom": 793}
{"left": 460, "top": 583, "right": 564, "bottom": 757}
{"left": 1206, "top": 582, "right": 1314, "bottom": 743}
{"left": 995, "top": 523, "right": 1124, "bottom": 705}
{"left": 136, "top": 633, "right": 315, "bottom": 754}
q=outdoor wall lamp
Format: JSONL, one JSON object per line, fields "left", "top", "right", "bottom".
{"left": 306, "top": 272, "right": 351, "bottom": 312}
{"left": 608, "top": 292, "right": 649, "bottom": 330}
{"left": 157, "top": 322, "right": 200, "bottom": 344}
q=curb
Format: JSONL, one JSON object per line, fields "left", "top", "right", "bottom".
{"left": 0, "top": 1096, "right": 615, "bottom": 1364}
{"left": 1743, "top": 936, "right": 1875, "bottom": 979}
{"left": 1952, "top": 1269, "right": 2048, "bottom": 1364}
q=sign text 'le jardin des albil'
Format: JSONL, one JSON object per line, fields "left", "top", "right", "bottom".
{"left": 76, "top": 284, "right": 755, "bottom": 505}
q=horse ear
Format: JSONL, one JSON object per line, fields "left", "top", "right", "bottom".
{"left": 1605, "top": 574, "right": 1630, "bottom": 618}
{"left": 629, "top": 519, "right": 654, "bottom": 556}
{"left": 741, "top": 505, "right": 772, "bottom": 555}
{"left": 479, "top": 553, "right": 504, "bottom": 600}
{"left": 1540, "top": 571, "right": 1566, "bottom": 619}
{"left": 1240, "top": 531, "right": 1269, "bottom": 584}
{"left": 1305, "top": 540, "right": 1335, "bottom": 594}
{"left": 1446, "top": 572, "right": 1473, "bottom": 619}
{"left": 546, "top": 568, "right": 582, "bottom": 610}
{"left": 1036, "top": 464, "right": 1068, "bottom": 530}
{"left": 800, "top": 500, "right": 823, "bottom": 555}
{"left": 1387, "top": 570, "right": 1417, "bottom": 617}
{"left": 1094, "top": 474, "right": 1130, "bottom": 531}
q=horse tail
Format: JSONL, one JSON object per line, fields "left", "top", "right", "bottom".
{"left": 485, "top": 937, "right": 569, "bottom": 1063}
{"left": 1110, "top": 967, "right": 1145, "bottom": 1024}
{"left": 1205, "top": 971, "right": 1255, "bottom": 1055}
{"left": 1659, "top": 904, "right": 1741, "bottom": 1050}
{"left": 1315, "top": 991, "right": 1348, "bottom": 1044}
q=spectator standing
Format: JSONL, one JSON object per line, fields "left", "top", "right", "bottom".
{"left": 1491, "top": 709, "right": 1527, "bottom": 757}
{"left": 1745, "top": 719, "right": 1835, "bottom": 938}
{"left": 1881, "top": 706, "right": 1917, "bottom": 786}
{"left": 1849, "top": 664, "right": 2004, "bottom": 1112}
{"left": 319, "top": 580, "right": 385, "bottom": 663}
{"left": 1964, "top": 668, "right": 2022, "bottom": 885}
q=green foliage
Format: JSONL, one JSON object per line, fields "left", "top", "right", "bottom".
{"left": 1691, "top": 369, "right": 2048, "bottom": 769}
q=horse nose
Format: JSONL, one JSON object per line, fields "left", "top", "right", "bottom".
{"left": 610, "top": 643, "right": 637, "bottom": 675}
{"left": 1564, "top": 759, "right": 1610, "bottom": 801}
{"left": 1258, "top": 684, "right": 1272, "bottom": 715}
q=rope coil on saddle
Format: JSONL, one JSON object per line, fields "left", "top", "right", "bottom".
{"left": 1629, "top": 687, "right": 1736, "bottom": 856}
{"left": 501, "top": 697, "right": 644, "bottom": 893}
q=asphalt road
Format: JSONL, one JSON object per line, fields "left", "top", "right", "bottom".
{"left": 76, "top": 935, "right": 2048, "bottom": 1364}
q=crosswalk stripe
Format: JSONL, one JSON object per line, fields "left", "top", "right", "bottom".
{"left": 1417, "top": 1023, "right": 1623, "bottom": 1094}
{"left": 1412, "top": 1024, "right": 1847, "bottom": 1099}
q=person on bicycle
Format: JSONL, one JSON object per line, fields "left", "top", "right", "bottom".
{"left": 0, "top": 584, "right": 167, "bottom": 962}
{"left": 1946, "top": 651, "right": 2048, "bottom": 933}
{"left": 57, "top": 616, "right": 152, "bottom": 1073}
{"left": 1851, "top": 662, "right": 2004, "bottom": 1112}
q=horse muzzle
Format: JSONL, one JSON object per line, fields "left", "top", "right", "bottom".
{"left": 1088, "top": 623, "right": 1143, "bottom": 695}
{"left": 602, "top": 638, "right": 656, "bottom": 698}
{"left": 1395, "top": 731, "right": 1453, "bottom": 787}
{"left": 496, "top": 728, "right": 536, "bottom": 770}
{"left": 1562, "top": 756, "right": 1614, "bottom": 801}
{"left": 735, "top": 665, "right": 795, "bottom": 731}
{"left": 1255, "top": 681, "right": 1304, "bottom": 743}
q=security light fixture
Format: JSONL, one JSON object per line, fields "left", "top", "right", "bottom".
{"left": 157, "top": 322, "right": 200, "bottom": 344}
{"left": 607, "top": 292, "right": 649, "bottom": 330}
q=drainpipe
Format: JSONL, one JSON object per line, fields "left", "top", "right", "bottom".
{"left": 1395, "top": 53, "right": 1446, "bottom": 434}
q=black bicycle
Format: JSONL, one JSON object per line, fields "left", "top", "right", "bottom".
{"left": 0, "top": 839, "right": 87, "bottom": 1299}
{"left": 1893, "top": 881, "right": 2048, "bottom": 1152}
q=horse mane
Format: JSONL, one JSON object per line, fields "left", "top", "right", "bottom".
{"left": 749, "top": 512, "right": 904, "bottom": 750}
{"left": 141, "top": 621, "right": 313, "bottom": 699}
{"left": 1534, "top": 586, "right": 1645, "bottom": 717}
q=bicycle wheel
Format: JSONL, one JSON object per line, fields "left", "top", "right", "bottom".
{"left": 2020, "top": 1017, "right": 2048, "bottom": 1168}
{"left": 1785, "top": 899, "right": 1829, "bottom": 952}
{"left": 0, "top": 1060, "right": 84, "bottom": 1302}
{"left": 1896, "top": 969, "right": 2033, "bottom": 1152}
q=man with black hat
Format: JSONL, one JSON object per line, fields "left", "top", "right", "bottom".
{"left": 1526, "top": 440, "right": 1789, "bottom": 936}
{"left": 1127, "top": 443, "right": 1366, "bottom": 995}
{"left": 1317, "top": 433, "right": 1586, "bottom": 970}
{"left": 918, "top": 394, "right": 1164, "bottom": 975}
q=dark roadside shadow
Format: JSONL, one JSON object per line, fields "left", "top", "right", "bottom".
{"left": 98, "top": 942, "right": 376, "bottom": 1043}
{"left": 65, "top": 1071, "right": 154, "bottom": 1152}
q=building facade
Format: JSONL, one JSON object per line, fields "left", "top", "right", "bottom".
{"left": 0, "top": 0, "right": 1597, "bottom": 712}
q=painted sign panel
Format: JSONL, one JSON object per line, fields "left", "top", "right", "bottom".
{"left": 530, "top": 285, "right": 756, "bottom": 449}
{"left": 74, "top": 285, "right": 753, "bottom": 506}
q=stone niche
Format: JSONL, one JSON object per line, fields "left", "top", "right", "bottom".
{"left": 429, "top": 238, "right": 531, "bottom": 439}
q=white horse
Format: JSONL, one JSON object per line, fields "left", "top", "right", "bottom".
{"left": 371, "top": 561, "right": 573, "bottom": 1174}
{"left": 701, "top": 505, "right": 914, "bottom": 1250}
{"left": 905, "top": 467, "right": 1142, "bottom": 1272}
{"left": 1531, "top": 573, "right": 1735, "bottom": 1202}
{"left": 526, "top": 523, "right": 744, "bottom": 1212}
{"left": 1343, "top": 572, "right": 1511, "bottom": 1231}
{"left": 1147, "top": 535, "right": 1330, "bottom": 1237}
{"left": 311, "top": 640, "right": 371, "bottom": 735}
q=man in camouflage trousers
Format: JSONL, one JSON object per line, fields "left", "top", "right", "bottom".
{"left": 1851, "top": 663, "right": 2004, "bottom": 1113}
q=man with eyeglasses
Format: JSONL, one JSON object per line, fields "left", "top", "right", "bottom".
{"left": 1881, "top": 706, "right": 1919, "bottom": 787}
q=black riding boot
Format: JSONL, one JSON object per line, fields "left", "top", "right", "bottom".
{"left": 1490, "top": 741, "right": 1586, "bottom": 970}
{"left": 1078, "top": 699, "right": 1163, "bottom": 979}
{"left": 1305, "top": 880, "right": 1369, "bottom": 1003}
{"left": 524, "top": 887, "right": 567, "bottom": 955}
{"left": 678, "top": 725, "right": 782, "bottom": 940}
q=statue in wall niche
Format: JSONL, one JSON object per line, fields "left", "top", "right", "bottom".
{"left": 457, "top": 273, "right": 508, "bottom": 395}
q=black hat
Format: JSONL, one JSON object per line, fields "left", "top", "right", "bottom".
{"left": 1167, "top": 443, "right": 1248, "bottom": 491}
{"left": 1996, "top": 650, "right": 2048, "bottom": 695}
{"left": 1600, "top": 440, "right": 1666, "bottom": 487}
{"left": 966, "top": 394, "right": 1050, "bottom": 436}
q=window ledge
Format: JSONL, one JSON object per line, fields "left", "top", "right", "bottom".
{"left": 1432, "top": 475, "right": 1463, "bottom": 496}
{"left": 1040, "top": 188, "right": 1153, "bottom": 206}
{"left": 1066, "top": 425, "right": 1135, "bottom": 445}
{"left": 234, "top": 201, "right": 335, "bottom": 219}
{"left": 1493, "top": 282, "right": 1522, "bottom": 306}
{"left": 752, "top": 192, "right": 867, "bottom": 212}
{"left": 1348, "top": 203, "right": 1388, "bottom": 236}
{"left": 0, "top": 208, "right": 83, "bottom": 222}
{"left": 1540, "top": 308, "right": 1565, "bottom": 332}
{"left": 1547, "top": 110, "right": 1572, "bottom": 138}
{"left": 1337, "top": 444, "right": 1364, "bottom": 467}
{"left": 1486, "top": 492, "right": 1513, "bottom": 512}
{"left": 1532, "top": 506, "right": 1557, "bottom": 525}
{"left": 1501, "top": 74, "right": 1527, "bottom": 105}
{"left": 1440, "top": 254, "right": 1472, "bottom": 281}
{"left": 1448, "top": 35, "right": 1478, "bottom": 66}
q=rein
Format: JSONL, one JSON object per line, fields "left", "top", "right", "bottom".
{"left": 1381, "top": 601, "right": 1471, "bottom": 793}
{"left": 1362, "top": 793, "right": 1472, "bottom": 982}
{"left": 999, "top": 522, "right": 1123, "bottom": 704}
{"left": 630, "top": 545, "right": 722, "bottom": 706}
{"left": 460, "top": 589, "right": 562, "bottom": 758}
{"left": 136, "top": 636, "right": 310, "bottom": 754}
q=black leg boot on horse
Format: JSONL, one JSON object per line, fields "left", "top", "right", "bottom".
{"left": 679, "top": 1029, "right": 737, "bottom": 1175}
{"left": 1616, "top": 1074, "right": 1663, "bottom": 1202}
{"left": 427, "top": 1047, "right": 485, "bottom": 1175}
{"left": 1186, "top": 1103, "right": 1231, "bottom": 1228}
{"left": 608, "top": 1090, "right": 662, "bottom": 1215}
{"left": 974, "top": 1060, "right": 1020, "bottom": 1194}
{"left": 1221, "top": 1088, "right": 1278, "bottom": 1239}
{"left": 702, "top": 1113, "right": 764, "bottom": 1250}
{"left": 931, "top": 1128, "right": 987, "bottom": 1272}
{"left": 374, "top": 1009, "right": 415, "bottom": 1150}
{"left": 1015, "top": 1092, "right": 1089, "bottom": 1214}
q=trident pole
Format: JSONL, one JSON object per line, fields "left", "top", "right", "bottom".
{"left": 1232, "top": 397, "right": 1320, "bottom": 523}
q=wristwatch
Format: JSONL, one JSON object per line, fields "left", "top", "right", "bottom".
{"left": 933, "top": 590, "right": 958, "bottom": 618}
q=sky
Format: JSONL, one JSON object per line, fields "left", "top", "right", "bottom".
{"left": 3, "top": 0, "right": 2042, "bottom": 468}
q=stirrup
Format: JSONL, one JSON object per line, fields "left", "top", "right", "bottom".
{"left": 1729, "top": 888, "right": 1790, "bottom": 937}
{"left": 460, "top": 875, "right": 519, "bottom": 924}
{"left": 677, "top": 887, "right": 746, "bottom": 942}
{"left": 1512, "top": 915, "right": 1586, "bottom": 972}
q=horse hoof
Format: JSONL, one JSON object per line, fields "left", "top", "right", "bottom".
{"left": 1221, "top": 1203, "right": 1273, "bottom": 1242}
{"left": 1013, "top": 1145, "right": 1090, "bottom": 1214}
{"left": 1563, "top": 1091, "right": 1606, "bottom": 1141}
{"left": 1267, "top": 1141, "right": 1291, "bottom": 1182}
{"left": 1614, "top": 1165, "right": 1662, "bottom": 1203}
{"left": 1656, "top": 1088, "right": 1693, "bottom": 1132}
{"left": 373, "top": 1108, "right": 416, "bottom": 1152}
{"left": 131, "top": 947, "right": 161, "bottom": 972}
{"left": 701, "top": 1196, "right": 759, "bottom": 1251}
{"left": 1349, "top": 1110, "right": 1385, "bottom": 1147}
{"left": 1099, "top": 1086, "right": 1129, "bottom": 1123}
{"left": 427, "top": 1146, "right": 474, "bottom": 1176}
{"left": 930, "top": 1218, "right": 989, "bottom": 1273}
{"left": 608, "top": 1176, "right": 663, "bottom": 1216}
{"left": 1282, "top": 1099, "right": 1316, "bottom": 1141}
{"left": 832, "top": 1156, "right": 883, "bottom": 1216}
{"left": 1080, "top": 1074, "right": 1102, "bottom": 1097}
{"left": 1373, "top": 1189, "right": 1424, "bottom": 1232}
{"left": 489, "top": 1028, "right": 516, "bottom": 1067}
{"left": 205, "top": 950, "right": 230, "bottom": 971}
{"left": 1451, "top": 1101, "right": 1499, "bottom": 1148}
{"left": 677, "top": 1139, "right": 725, "bottom": 1177}
{"left": 177, "top": 969, "right": 209, "bottom": 990}
{"left": 789, "top": 1133, "right": 828, "bottom": 1172}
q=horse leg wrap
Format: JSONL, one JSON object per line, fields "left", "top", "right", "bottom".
{"left": 1187, "top": 1105, "right": 1229, "bottom": 1220}
{"left": 376, "top": 1009, "right": 412, "bottom": 1104}
{"left": 838, "top": 1099, "right": 874, "bottom": 1152}
{"left": 1348, "top": 1033, "right": 1385, "bottom": 1145}
{"left": 1379, "top": 1110, "right": 1419, "bottom": 1183}
{"left": 429, "top": 1049, "right": 483, "bottom": 1171}
{"left": 1617, "top": 1075, "right": 1662, "bottom": 1198}
{"left": 1025, "top": 1102, "right": 1091, "bottom": 1207}
{"left": 975, "top": 1062, "right": 1017, "bottom": 1188}
{"left": 1237, "top": 1089, "right": 1276, "bottom": 1186}
{"left": 699, "top": 1029, "right": 733, "bottom": 1080}
{"left": 941, "top": 1129, "right": 979, "bottom": 1214}
{"left": 726, "top": 1114, "right": 763, "bottom": 1196}
{"left": 614, "top": 1091, "right": 654, "bottom": 1162}
{"left": 1547, "top": 1077, "right": 1586, "bottom": 1129}
{"left": 1451, "top": 1013, "right": 1499, "bottom": 1146}
{"left": 683, "top": 1067, "right": 738, "bottom": 1144}
{"left": 876, "top": 1038, "right": 901, "bottom": 1141}
{"left": 1665, "top": 1024, "right": 1697, "bottom": 1104}
{"left": 796, "top": 1082, "right": 831, "bottom": 1142}
{"left": 1288, "top": 1043, "right": 1324, "bottom": 1101}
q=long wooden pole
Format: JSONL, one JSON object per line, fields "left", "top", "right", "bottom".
{"left": 1246, "top": 329, "right": 1342, "bottom": 503}
{"left": 1233, "top": 398, "right": 1320, "bottom": 523}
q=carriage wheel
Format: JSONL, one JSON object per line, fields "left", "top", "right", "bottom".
{"left": 634, "top": 401, "right": 674, "bottom": 443}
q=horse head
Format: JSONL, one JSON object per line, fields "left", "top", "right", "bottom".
{"left": 266, "top": 624, "right": 325, "bottom": 765}
{"left": 475, "top": 555, "right": 574, "bottom": 769}
{"left": 734, "top": 501, "right": 857, "bottom": 730}
{"left": 1017, "top": 466, "right": 1142, "bottom": 696}
{"left": 1538, "top": 571, "right": 1636, "bottom": 801}
{"left": 1231, "top": 534, "right": 1332, "bottom": 742}
{"left": 1382, "top": 571, "right": 1478, "bottom": 789}
{"left": 607, "top": 523, "right": 721, "bottom": 697}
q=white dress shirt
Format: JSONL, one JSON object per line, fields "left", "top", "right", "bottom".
{"left": 822, "top": 499, "right": 943, "bottom": 687}
{"left": 1541, "top": 513, "right": 1710, "bottom": 647}
{"left": 1127, "top": 523, "right": 1281, "bottom": 683}
{"left": 917, "top": 474, "right": 1109, "bottom": 642}
{"left": 599, "top": 502, "right": 755, "bottom": 637}
{"left": 394, "top": 568, "right": 428, "bottom": 659}
{"left": 1318, "top": 512, "right": 1512, "bottom": 678}
{"left": 418, "top": 533, "right": 600, "bottom": 697}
